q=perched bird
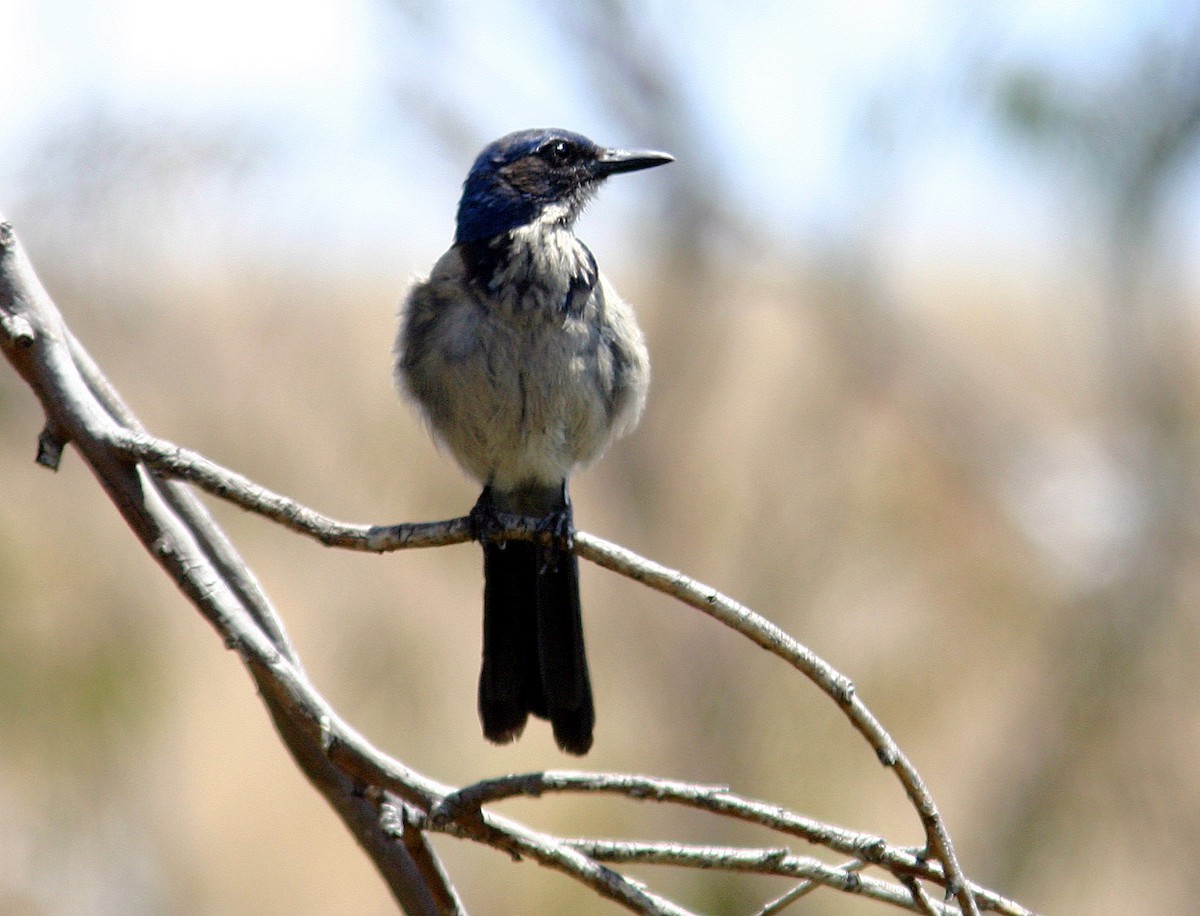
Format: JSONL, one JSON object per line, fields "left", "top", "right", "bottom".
{"left": 396, "top": 129, "right": 672, "bottom": 754}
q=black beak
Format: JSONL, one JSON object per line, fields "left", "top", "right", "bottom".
{"left": 592, "top": 147, "right": 675, "bottom": 178}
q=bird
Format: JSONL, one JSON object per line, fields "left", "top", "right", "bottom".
{"left": 395, "top": 128, "right": 673, "bottom": 754}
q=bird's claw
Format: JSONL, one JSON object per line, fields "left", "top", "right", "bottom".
{"left": 469, "top": 489, "right": 505, "bottom": 546}
{"left": 535, "top": 508, "right": 575, "bottom": 574}
{"left": 539, "top": 506, "right": 575, "bottom": 551}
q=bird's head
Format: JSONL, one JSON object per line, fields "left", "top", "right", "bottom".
{"left": 455, "top": 129, "right": 673, "bottom": 245}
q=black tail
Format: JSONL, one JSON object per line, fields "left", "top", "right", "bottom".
{"left": 476, "top": 490, "right": 594, "bottom": 755}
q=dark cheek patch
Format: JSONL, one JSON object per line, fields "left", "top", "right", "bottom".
{"left": 500, "top": 158, "right": 552, "bottom": 196}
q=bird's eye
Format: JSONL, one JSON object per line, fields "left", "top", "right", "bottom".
{"left": 540, "top": 139, "right": 576, "bottom": 167}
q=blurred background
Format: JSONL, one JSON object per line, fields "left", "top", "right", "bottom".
{"left": 3, "top": 0, "right": 1200, "bottom": 913}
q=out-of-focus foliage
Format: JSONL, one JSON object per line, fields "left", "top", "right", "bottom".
{"left": 3, "top": 2, "right": 1200, "bottom": 914}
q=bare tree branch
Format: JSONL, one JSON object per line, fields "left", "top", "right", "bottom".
{"left": 0, "top": 220, "right": 458, "bottom": 916}
{"left": 432, "top": 772, "right": 1027, "bottom": 916}
{"left": 0, "top": 216, "right": 700, "bottom": 916}
{"left": 111, "top": 424, "right": 980, "bottom": 912}
{"left": 0, "top": 216, "right": 1029, "bottom": 914}
{"left": 565, "top": 839, "right": 957, "bottom": 915}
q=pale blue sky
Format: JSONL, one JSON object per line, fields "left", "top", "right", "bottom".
{"left": 1, "top": 0, "right": 1193, "bottom": 281}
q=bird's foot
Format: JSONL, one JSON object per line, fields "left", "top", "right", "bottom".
{"left": 538, "top": 506, "right": 575, "bottom": 551}
{"left": 469, "top": 487, "right": 505, "bottom": 546}
{"left": 536, "top": 506, "right": 575, "bottom": 574}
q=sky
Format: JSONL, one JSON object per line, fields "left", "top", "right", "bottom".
{"left": 0, "top": 0, "right": 1194, "bottom": 280}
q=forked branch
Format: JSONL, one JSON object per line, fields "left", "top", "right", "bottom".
{"left": 1, "top": 217, "right": 1030, "bottom": 915}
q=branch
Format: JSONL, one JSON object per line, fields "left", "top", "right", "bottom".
{"left": 107, "top": 428, "right": 473, "bottom": 550}
{"left": 0, "top": 216, "right": 1030, "bottom": 914}
{"left": 0, "top": 221, "right": 460, "bottom": 915}
{"left": 431, "top": 772, "right": 1029, "bottom": 916}
{"left": 566, "top": 839, "right": 955, "bottom": 915}
{"left": 107, "top": 424, "right": 980, "bottom": 913}
{"left": 575, "top": 539, "right": 980, "bottom": 914}
{"left": 0, "top": 219, "right": 681, "bottom": 915}
{"left": 757, "top": 858, "right": 872, "bottom": 915}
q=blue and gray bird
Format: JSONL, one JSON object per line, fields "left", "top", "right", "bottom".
{"left": 396, "top": 129, "right": 673, "bottom": 754}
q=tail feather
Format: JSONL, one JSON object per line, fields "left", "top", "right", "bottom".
{"left": 476, "top": 487, "right": 594, "bottom": 755}
{"left": 478, "top": 540, "right": 542, "bottom": 743}
{"left": 534, "top": 543, "right": 593, "bottom": 754}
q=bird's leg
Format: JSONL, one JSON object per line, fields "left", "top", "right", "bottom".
{"left": 536, "top": 483, "right": 575, "bottom": 573}
{"left": 469, "top": 485, "right": 507, "bottom": 548}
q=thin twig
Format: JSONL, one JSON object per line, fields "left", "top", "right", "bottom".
{"left": 756, "top": 858, "right": 871, "bottom": 915}
{"left": 576, "top": 536, "right": 981, "bottom": 916}
{"left": 430, "top": 771, "right": 1029, "bottom": 916}
{"left": 433, "top": 771, "right": 914, "bottom": 875}
{"left": 564, "top": 839, "right": 955, "bottom": 915}
{"left": 106, "top": 428, "right": 473, "bottom": 550}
